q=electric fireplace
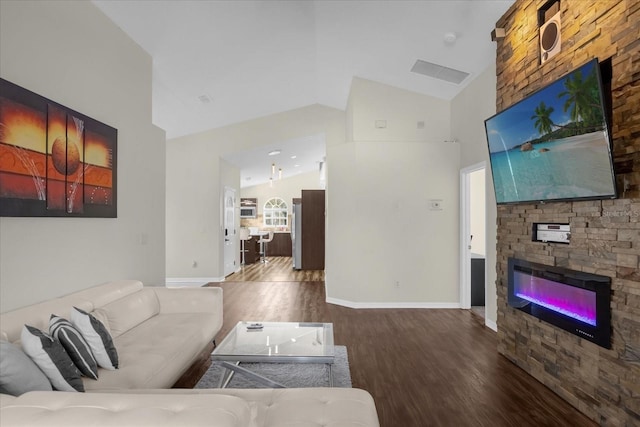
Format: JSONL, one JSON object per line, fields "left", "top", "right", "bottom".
{"left": 507, "top": 258, "right": 611, "bottom": 348}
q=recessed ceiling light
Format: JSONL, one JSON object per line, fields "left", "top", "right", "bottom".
{"left": 294, "top": 164, "right": 300, "bottom": 168}
{"left": 268, "top": 150, "right": 281, "bottom": 156}
{"left": 291, "top": 155, "right": 297, "bottom": 159}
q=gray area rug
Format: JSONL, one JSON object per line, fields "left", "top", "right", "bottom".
{"left": 195, "top": 345, "right": 351, "bottom": 389}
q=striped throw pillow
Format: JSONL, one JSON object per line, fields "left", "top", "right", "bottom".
{"left": 71, "top": 307, "right": 118, "bottom": 370}
{"left": 50, "top": 315, "right": 99, "bottom": 380}
{"left": 21, "top": 325, "right": 84, "bottom": 392}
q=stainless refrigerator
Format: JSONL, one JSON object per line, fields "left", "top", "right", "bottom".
{"left": 291, "top": 202, "right": 302, "bottom": 269}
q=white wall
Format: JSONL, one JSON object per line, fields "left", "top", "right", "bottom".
{"left": 165, "top": 137, "right": 224, "bottom": 282}
{"left": 166, "top": 104, "right": 344, "bottom": 280}
{"left": 451, "top": 63, "right": 498, "bottom": 326}
{"left": 326, "top": 77, "right": 460, "bottom": 306}
{"left": 350, "top": 78, "right": 450, "bottom": 143}
{"left": 0, "top": 0, "right": 166, "bottom": 312}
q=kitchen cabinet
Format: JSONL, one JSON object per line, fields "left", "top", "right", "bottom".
{"left": 241, "top": 237, "right": 260, "bottom": 265}
{"left": 268, "top": 232, "right": 292, "bottom": 257}
{"left": 241, "top": 233, "right": 291, "bottom": 261}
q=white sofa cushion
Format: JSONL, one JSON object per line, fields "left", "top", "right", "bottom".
{"left": 204, "top": 388, "right": 380, "bottom": 427}
{"left": 73, "top": 280, "right": 144, "bottom": 309}
{"left": 94, "top": 289, "right": 160, "bottom": 338}
{"left": 0, "top": 391, "right": 255, "bottom": 427}
{"left": 76, "top": 387, "right": 381, "bottom": 427}
{"left": 1, "top": 300, "right": 93, "bottom": 345}
{"left": 83, "top": 312, "right": 218, "bottom": 391}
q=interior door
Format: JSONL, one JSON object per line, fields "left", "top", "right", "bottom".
{"left": 223, "top": 187, "right": 236, "bottom": 277}
{"left": 460, "top": 163, "right": 486, "bottom": 315}
{"left": 469, "top": 168, "right": 486, "bottom": 311}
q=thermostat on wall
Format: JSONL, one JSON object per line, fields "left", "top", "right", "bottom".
{"left": 532, "top": 223, "right": 570, "bottom": 244}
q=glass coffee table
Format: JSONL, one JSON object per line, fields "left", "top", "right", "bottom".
{"left": 212, "top": 321, "right": 334, "bottom": 388}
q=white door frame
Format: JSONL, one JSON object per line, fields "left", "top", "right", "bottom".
{"left": 223, "top": 186, "right": 237, "bottom": 277}
{"left": 459, "top": 162, "right": 487, "bottom": 313}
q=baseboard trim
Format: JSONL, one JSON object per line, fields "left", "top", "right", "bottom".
{"left": 326, "top": 297, "right": 461, "bottom": 309}
{"left": 485, "top": 318, "right": 498, "bottom": 332}
{"left": 165, "top": 277, "right": 222, "bottom": 287}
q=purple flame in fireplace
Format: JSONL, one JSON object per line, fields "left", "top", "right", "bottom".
{"left": 513, "top": 270, "right": 597, "bottom": 326}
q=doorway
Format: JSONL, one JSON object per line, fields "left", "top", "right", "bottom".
{"left": 223, "top": 187, "right": 237, "bottom": 277}
{"left": 460, "top": 162, "right": 487, "bottom": 319}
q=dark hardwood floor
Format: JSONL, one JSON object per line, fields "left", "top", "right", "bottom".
{"left": 226, "top": 256, "right": 324, "bottom": 282}
{"left": 209, "top": 261, "right": 595, "bottom": 427}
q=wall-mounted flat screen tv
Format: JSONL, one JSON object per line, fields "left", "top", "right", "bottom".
{"left": 484, "top": 59, "right": 617, "bottom": 205}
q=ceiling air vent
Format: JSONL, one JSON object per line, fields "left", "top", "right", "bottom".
{"left": 410, "top": 60, "right": 470, "bottom": 84}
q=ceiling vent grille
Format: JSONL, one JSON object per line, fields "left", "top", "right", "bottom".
{"left": 410, "top": 60, "right": 470, "bottom": 84}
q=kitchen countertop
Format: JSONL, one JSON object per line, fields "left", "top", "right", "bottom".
{"left": 249, "top": 230, "right": 290, "bottom": 236}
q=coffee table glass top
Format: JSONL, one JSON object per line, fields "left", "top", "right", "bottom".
{"left": 213, "top": 321, "right": 334, "bottom": 363}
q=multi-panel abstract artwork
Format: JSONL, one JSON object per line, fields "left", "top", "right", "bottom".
{"left": 0, "top": 78, "right": 117, "bottom": 217}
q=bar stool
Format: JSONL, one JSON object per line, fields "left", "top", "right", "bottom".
{"left": 239, "top": 227, "right": 251, "bottom": 265}
{"left": 258, "top": 230, "right": 274, "bottom": 263}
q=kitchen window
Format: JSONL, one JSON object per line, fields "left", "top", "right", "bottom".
{"left": 263, "top": 197, "right": 288, "bottom": 227}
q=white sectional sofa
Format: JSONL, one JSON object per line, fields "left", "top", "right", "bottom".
{"left": 0, "top": 280, "right": 380, "bottom": 426}
{"left": 0, "top": 387, "right": 380, "bottom": 426}
{"left": 0, "top": 280, "right": 222, "bottom": 390}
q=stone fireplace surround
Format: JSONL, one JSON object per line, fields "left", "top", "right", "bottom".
{"left": 493, "top": 0, "right": 639, "bottom": 425}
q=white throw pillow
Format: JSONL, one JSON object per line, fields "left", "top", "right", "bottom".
{"left": 20, "top": 325, "right": 84, "bottom": 392}
{"left": 70, "top": 307, "right": 118, "bottom": 370}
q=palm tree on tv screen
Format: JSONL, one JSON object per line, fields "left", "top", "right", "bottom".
{"left": 558, "top": 68, "right": 604, "bottom": 132}
{"left": 531, "top": 101, "right": 555, "bottom": 138}
{"left": 529, "top": 66, "right": 605, "bottom": 140}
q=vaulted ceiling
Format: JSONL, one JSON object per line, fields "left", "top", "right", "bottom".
{"left": 93, "top": 0, "right": 513, "bottom": 186}
{"left": 94, "top": 0, "right": 513, "bottom": 138}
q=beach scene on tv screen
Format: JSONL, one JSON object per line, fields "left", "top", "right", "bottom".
{"left": 485, "top": 60, "right": 616, "bottom": 204}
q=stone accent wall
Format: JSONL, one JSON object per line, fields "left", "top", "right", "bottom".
{"left": 494, "top": 1, "right": 640, "bottom": 425}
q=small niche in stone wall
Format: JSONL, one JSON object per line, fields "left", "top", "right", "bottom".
{"left": 532, "top": 223, "right": 570, "bottom": 244}
{"left": 538, "top": 0, "right": 561, "bottom": 64}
